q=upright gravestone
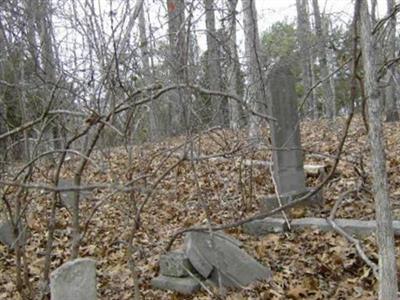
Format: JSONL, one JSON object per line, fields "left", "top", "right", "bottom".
{"left": 50, "top": 258, "right": 97, "bottom": 300}
{"left": 57, "top": 179, "right": 91, "bottom": 210}
{"left": 267, "top": 61, "right": 306, "bottom": 195}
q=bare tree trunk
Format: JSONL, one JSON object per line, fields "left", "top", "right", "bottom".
{"left": 0, "top": 18, "right": 9, "bottom": 164}
{"left": 296, "top": 0, "right": 316, "bottom": 119}
{"left": 385, "top": 0, "right": 399, "bottom": 122}
{"left": 359, "top": 1, "right": 398, "bottom": 299}
{"left": 325, "top": 18, "right": 337, "bottom": 118}
{"left": 139, "top": 2, "right": 158, "bottom": 140}
{"left": 312, "top": 0, "right": 335, "bottom": 119}
{"left": 205, "top": 0, "right": 224, "bottom": 127}
{"left": 167, "top": 0, "right": 189, "bottom": 135}
{"left": 227, "top": 0, "right": 242, "bottom": 129}
{"left": 36, "top": 0, "right": 60, "bottom": 151}
{"left": 242, "top": 0, "right": 266, "bottom": 141}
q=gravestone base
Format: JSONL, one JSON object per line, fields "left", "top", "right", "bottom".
{"left": 259, "top": 188, "right": 323, "bottom": 216}
{"left": 152, "top": 250, "right": 202, "bottom": 294}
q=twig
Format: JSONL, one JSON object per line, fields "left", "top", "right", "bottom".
{"left": 326, "top": 219, "right": 379, "bottom": 279}
{"left": 268, "top": 163, "right": 291, "bottom": 230}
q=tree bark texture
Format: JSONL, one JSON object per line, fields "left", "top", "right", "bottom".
{"left": 227, "top": 0, "right": 242, "bottom": 129}
{"left": 205, "top": 0, "right": 224, "bottom": 127}
{"left": 296, "top": 0, "right": 316, "bottom": 119}
{"left": 167, "top": 0, "right": 189, "bottom": 134}
{"left": 385, "top": 0, "right": 399, "bottom": 122}
{"left": 359, "top": 1, "right": 398, "bottom": 299}
{"left": 312, "top": 0, "right": 335, "bottom": 119}
{"left": 242, "top": 0, "right": 266, "bottom": 140}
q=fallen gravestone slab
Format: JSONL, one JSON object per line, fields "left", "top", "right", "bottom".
{"left": 0, "top": 220, "right": 29, "bottom": 248}
{"left": 291, "top": 218, "right": 400, "bottom": 236}
{"left": 50, "top": 258, "right": 97, "bottom": 300}
{"left": 185, "top": 231, "right": 271, "bottom": 288}
{"left": 151, "top": 275, "right": 200, "bottom": 294}
{"left": 259, "top": 188, "right": 323, "bottom": 216}
{"left": 242, "top": 217, "right": 400, "bottom": 237}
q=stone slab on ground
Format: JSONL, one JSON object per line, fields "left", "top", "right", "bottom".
{"left": 0, "top": 220, "right": 29, "bottom": 248}
{"left": 242, "top": 217, "right": 400, "bottom": 237}
{"left": 185, "top": 231, "right": 271, "bottom": 288}
{"left": 291, "top": 218, "right": 400, "bottom": 236}
{"left": 242, "top": 218, "right": 288, "bottom": 236}
{"left": 50, "top": 258, "right": 97, "bottom": 300}
{"left": 151, "top": 275, "right": 201, "bottom": 294}
{"left": 259, "top": 188, "right": 323, "bottom": 216}
{"left": 160, "top": 251, "right": 196, "bottom": 277}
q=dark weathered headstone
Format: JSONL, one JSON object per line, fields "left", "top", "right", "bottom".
{"left": 151, "top": 275, "right": 201, "bottom": 294}
{"left": 50, "top": 258, "right": 97, "bottom": 300}
{"left": 185, "top": 231, "right": 271, "bottom": 288}
{"left": 160, "top": 251, "right": 196, "bottom": 277}
{"left": 267, "top": 62, "right": 306, "bottom": 195}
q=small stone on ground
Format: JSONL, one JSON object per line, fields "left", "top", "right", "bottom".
{"left": 151, "top": 275, "right": 200, "bottom": 294}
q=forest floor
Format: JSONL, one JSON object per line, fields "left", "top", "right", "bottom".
{"left": 1, "top": 115, "right": 400, "bottom": 299}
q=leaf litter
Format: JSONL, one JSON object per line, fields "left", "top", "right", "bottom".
{"left": 1, "top": 116, "right": 400, "bottom": 299}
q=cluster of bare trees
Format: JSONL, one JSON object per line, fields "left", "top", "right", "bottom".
{"left": 0, "top": 0, "right": 399, "bottom": 298}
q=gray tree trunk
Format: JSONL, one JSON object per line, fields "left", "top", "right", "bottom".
{"left": 242, "top": 0, "right": 266, "bottom": 140}
{"left": 359, "top": 1, "right": 398, "bottom": 299}
{"left": 205, "top": 0, "right": 224, "bottom": 127}
{"left": 0, "top": 18, "right": 8, "bottom": 163}
{"left": 167, "top": 0, "right": 189, "bottom": 135}
{"left": 385, "top": 0, "right": 399, "bottom": 122}
{"left": 312, "top": 0, "right": 335, "bottom": 119}
{"left": 296, "top": 0, "right": 316, "bottom": 119}
{"left": 139, "top": 2, "right": 158, "bottom": 140}
{"left": 36, "top": 0, "right": 60, "bottom": 151}
{"left": 226, "top": 0, "right": 242, "bottom": 129}
{"left": 324, "top": 18, "right": 336, "bottom": 117}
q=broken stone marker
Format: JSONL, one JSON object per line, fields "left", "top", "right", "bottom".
{"left": 0, "top": 220, "right": 29, "bottom": 248}
{"left": 185, "top": 231, "right": 271, "bottom": 288}
{"left": 50, "top": 258, "right": 97, "bottom": 300}
{"left": 152, "top": 250, "right": 201, "bottom": 294}
{"left": 159, "top": 251, "right": 196, "bottom": 277}
{"left": 242, "top": 218, "right": 288, "bottom": 236}
{"left": 267, "top": 61, "right": 306, "bottom": 195}
{"left": 151, "top": 275, "right": 200, "bottom": 294}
